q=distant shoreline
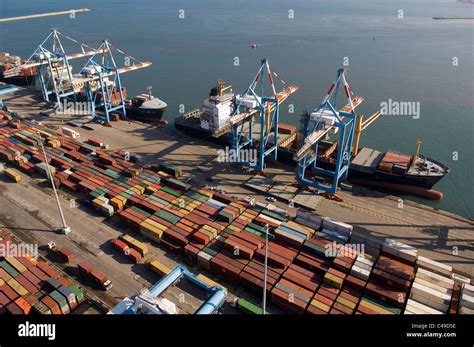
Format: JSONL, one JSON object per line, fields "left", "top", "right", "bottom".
{"left": 456, "top": 0, "right": 473, "bottom": 4}
{"left": 432, "top": 17, "right": 474, "bottom": 20}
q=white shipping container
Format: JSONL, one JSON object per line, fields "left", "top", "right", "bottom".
{"left": 405, "top": 299, "right": 443, "bottom": 314}
{"left": 416, "top": 255, "right": 452, "bottom": 277}
{"left": 61, "top": 127, "right": 80, "bottom": 139}
{"left": 416, "top": 268, "right": 454, "bottom": 289}
{"left": 322, "top": 218, "right": 353, "bottom": 235}
{"left": 462, "top": 283, "right": 474, "bottom": 297}
{"left": 409, "top": 292, "right": 448, "bottom": 313}
{"left": 414, "top": 277, "right": 452, "bottom": 296}
{"left": 267, "top": 204, "right": 288, "bottom": 217}
{"left": 351, "top": 265, "right": 370, "bottom": 281}
{"left": 382, "top": 239, "right": 417, "bottom": 264}
{"left": 353, "top": 260, "right": 372, "bottom": 272}
{"left": 451, "top": 273, "right": 471, "bottom": 285}
{"left": 259, "top": 215, "right": 282, "bottom": 227}
{"left": 460, "top": 293, "right": 474, "bottom": 309}
{"left": 404, "top": 304, "right": 425, "bottom": 315}
{"left": 197, "top": 251, "right": 212, "bottom": 270}
{"left": 410, "top": 282, "right": 451, "bottom": 311}
{"left": 100, "top": 203, "right": 114, "bottom": 217}
{"left": 459, "top": 306, "right": 474, "bottom": 314}
{"left": 356, "top": 255, "right": 374, "bottom": 267}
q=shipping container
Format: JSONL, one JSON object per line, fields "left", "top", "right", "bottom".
{"left": 49, "top": 290, "right": 70, "bottom": 314}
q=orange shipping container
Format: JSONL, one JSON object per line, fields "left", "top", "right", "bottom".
{"left": 41, "top": 296, "right": 62, "bottom": 315}
{"left": 15, "top": 297, "right": 32, "bottom": 314}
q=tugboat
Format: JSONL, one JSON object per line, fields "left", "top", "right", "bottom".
{"left": 125, "top": 87, "right": 167, "bottom": 123}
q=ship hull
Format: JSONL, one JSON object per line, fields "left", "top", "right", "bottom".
{"left": 174, "top": 120, "right": 447, "bottom": 192}
{"left": 125, "top": 107, "right": 166, "bottom": 123}
{"left": 0, "top": 75, "right": 36, "bottom": 87}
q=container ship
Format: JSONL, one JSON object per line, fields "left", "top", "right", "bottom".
{"left": 174, "top": 81, "right": 449, "bottom": 198}
{"left": 0, "top": 52, "right": 37, "bottom": 86}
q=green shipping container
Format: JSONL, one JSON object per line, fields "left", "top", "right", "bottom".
{"left": 131, "top": 206, "right": 151, "bottom": 218}
{"left": 248, "top": 222, "right": 264, "bottom": 232}
{"left": 237, "top": 298, "right": 267, "bottom": 315}
{"left": 148, "top": 195, "right": 169, "bottom": 206}
{"left": 362, "top": 295, "right": 401, "bottom": 314}
{"left": 49, "top": 290, "right": 70, "bottom": 314}
{"left": 155, "top": 210, "right": 180, "bottom": 224}
{"left": 0, "top": 261, "right": 20, "bottom": 278}
{"left": 261, "top": 210, "right": 286, "bottom": 222}
{"left": 302, "top": 241, "right": 326, "bottom": 255}
{"left": 69, "top": 285, "right": 85, "bottom": 304}
{"left": 224, "top": 228, "right": 235, "bottom": 235}
{"left": 202, "top": 247, "right": 218, "bottom": 257}
{"left": 161, "top": 186, "right": 181, "bottom": 197}
{"left": 46, "top": 277, "right": 62, "bottom": 290}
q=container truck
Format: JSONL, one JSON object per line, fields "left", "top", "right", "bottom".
{"left": 47, "top": 241, "right": 74, "bottom": 263}
{"left": 111, "top": 239, "right": 142, "bottom": 263}
{"left": 77, "top": 261, "right": 113, "bottom": 291}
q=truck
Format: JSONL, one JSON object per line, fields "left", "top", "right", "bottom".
{"left": 47, "top": 241, "right": 74, "bottom": 263}
{"left": 111, "top": 239, "right": 142, "bottom": 264}
{"left": 77, "top": 260, "right": 113, "bottom": 291}
{"left": 118, "top": 234, "right": 148, "bottom": 257}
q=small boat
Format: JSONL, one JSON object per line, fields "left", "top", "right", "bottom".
{"left": 251, "top": 43, "right": 258, "bottom": 48}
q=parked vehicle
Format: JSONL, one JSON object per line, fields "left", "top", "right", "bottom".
{"left": 47, "top": 241, "right": 74, "bottom": 263}
{"left": 111, "top": 238, "right": 142, "bottom": 263}
{"left": 77, "top": 261, "right": 112, "bottom": 291}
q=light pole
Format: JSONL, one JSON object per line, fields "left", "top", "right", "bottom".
{"left": 262, "top": 223, "right": 269, "bottom": 315}
{"left": 37, "top": 132, "right": 70, "bottom": 235}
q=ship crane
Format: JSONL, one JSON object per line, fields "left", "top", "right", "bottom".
{"left": 3, "top": 29, "right": 107, "bottom": 107}
{"left": 78, "top": 40, "right": 152, "bottom": 124}
{"left": 295, "top": 68, "right": 362, "bottom": 194}
{"left": 228, "top": 58, "right": 298, "bottom": 172}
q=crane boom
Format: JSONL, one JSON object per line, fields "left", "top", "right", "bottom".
{"left": 73, "top": 61, "right": 152, "bottom": 88}
{"left": 230, "top": 85, "right": 298, "bottom": 126}
{"left": 2, "top": 49, "right": 109, "bottom": 78}
{"left": 295, "top": 96, "right": 364, "bottom": 161}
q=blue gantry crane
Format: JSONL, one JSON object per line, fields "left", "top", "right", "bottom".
{"left": 229, "top": 58, "right": 298, "bottom": 172}
{"left": 108, "top": 265, "right": 227, "bottom": 315}
{"left": 3, "top": 29, "right": 106, "bottom": 107}
{"left": 78, "top": 40, "right": 152, "bottom": 124}
{"left": 295, "top": 68, "right": 364, "bottom": 194}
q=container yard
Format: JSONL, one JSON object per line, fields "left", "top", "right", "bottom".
{"left": 0, "top": 86, "right": 472, "bottom": 320}
{"left": 0, "top": 2, "right": 472, "bottom": 344}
